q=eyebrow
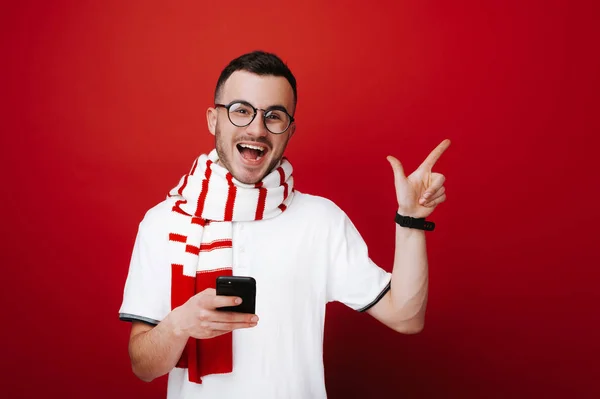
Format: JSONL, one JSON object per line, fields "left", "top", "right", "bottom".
{"left": 229, "top": 99, "right": 291, "bottom": 115}
{"left": 267, "top": 104, "right": 290, "bottom": 114}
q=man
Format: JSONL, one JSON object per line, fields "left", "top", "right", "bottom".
{"left": 119, "top": 51, "right": 449, "bottom": 398}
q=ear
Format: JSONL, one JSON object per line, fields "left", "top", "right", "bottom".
{"left": 288, "top": 123, "right": 296, "bottom": 138}
{"left": 206, "top": 107, "right": 217, "bottom": 136}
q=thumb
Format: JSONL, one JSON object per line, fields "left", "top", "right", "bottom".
{"left": 387, "top": 155, "right": 406, "bottom": 184}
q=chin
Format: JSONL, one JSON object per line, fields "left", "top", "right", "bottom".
{"left": 234, "top": 159, "right": 278, "bottom": 185}
{"left": 233, "top": 168, "right": 266, "bottom": 185}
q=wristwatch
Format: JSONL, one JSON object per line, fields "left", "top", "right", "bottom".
{"left": 395, "top": 213, "right": 436, "bottom": 231}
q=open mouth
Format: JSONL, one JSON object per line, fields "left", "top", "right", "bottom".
{"left": 236, "top": 143, "right": 268, "bottom": 162}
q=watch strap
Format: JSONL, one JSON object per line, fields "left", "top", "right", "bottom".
{"left": 395, "top": 213, "right": 436, "bottom": 231}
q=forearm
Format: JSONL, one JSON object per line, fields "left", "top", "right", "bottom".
{"left": 129, "top": 309, "right": 189, "bottom": 382}
{"left": 388, "top": 224, "right": 429, "bottom": 330}
{"left": 381, "top": 139, "right": 449, "bottom": 332}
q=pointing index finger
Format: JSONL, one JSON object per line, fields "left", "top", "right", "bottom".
{"left": 420, "top": 139, "right": 451, "bottom": 170}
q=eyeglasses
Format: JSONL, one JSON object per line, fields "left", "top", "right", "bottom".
{"left": 215, "top": 101, "right": 295, "bottom": 134}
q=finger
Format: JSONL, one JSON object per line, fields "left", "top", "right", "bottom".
{"left": 211, "top": 295, "right": 242, "bottom": 309}
{"left": 422, "top": 186, "right": 446, "bottom": 205}
{"left": 386, "top": 155, "right": 406, "bottom": 185}
{"left": 206, "top": 310, "right": 259, "bottom": 324}
{"left": 423, "top": 193, "right": 446, "bottom": 208}
{"left": 419, "top": 139, "right": 451, "bottom": 170}
{"left": 420, "top": 174, "right": 446, "bottom": 203}
{"left": 201, "top": 321, "right": 258, "bottom": 332}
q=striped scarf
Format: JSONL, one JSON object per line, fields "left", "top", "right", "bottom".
{"left": 167, "top": 149, "right": 294, "bottom": 383}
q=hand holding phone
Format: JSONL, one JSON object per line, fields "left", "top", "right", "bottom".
{"left": 216, "top": 276, "right": 256, "bottom": 314}
{"left": 167, "top": 287, "right": 258, "bottom": 340}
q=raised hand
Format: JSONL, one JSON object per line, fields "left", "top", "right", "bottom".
{"left": 387, "top": 139, "right": 450, "bottom": 219}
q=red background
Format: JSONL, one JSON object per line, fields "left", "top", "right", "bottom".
{"left": 1, "top": 1, "right": 599, "bottom": 398}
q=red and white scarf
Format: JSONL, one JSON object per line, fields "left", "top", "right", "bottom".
{"left": 167, "top": 149, "right": 294, "bottom": 383}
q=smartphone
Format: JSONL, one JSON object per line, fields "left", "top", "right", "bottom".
{"left": 216, "top": 276, "right": 256, "bottom": 314}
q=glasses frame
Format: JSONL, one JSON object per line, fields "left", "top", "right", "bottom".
{"left": 215, "top": 101, "right": 295, "bottom": 134}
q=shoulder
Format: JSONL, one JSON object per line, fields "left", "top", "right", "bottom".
{"left": 136, "top": 198, "right": 174, "bottom": 240}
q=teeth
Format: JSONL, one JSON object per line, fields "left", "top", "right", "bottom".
{"left": 239, "top": 143, "right": 265, "bottom": 152}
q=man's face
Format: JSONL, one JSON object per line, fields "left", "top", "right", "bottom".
{"left": 207, "top": 71, "right": 296, "bottom": 184}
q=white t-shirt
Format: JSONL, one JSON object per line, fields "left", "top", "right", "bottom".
{"left": 119, "top": 191, "right": 391, "bottom": 399}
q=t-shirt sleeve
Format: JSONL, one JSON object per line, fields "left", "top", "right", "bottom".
{"left": 118, "top": 201, "right": 172, "bottom": 325}
{"left": 326, "top": 209, "right": 392, "bottom": 312}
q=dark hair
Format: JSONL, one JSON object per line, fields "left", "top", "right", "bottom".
{"left": 214, "top": 51, "right": 297, "bottom": 108}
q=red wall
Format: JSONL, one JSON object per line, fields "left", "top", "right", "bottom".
{"left": 2, "top": 1, "right": 599, "bottom": 398}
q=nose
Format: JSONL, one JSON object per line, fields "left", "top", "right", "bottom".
{"left": 245, "top": 111, "right": 269, "bottom": 138}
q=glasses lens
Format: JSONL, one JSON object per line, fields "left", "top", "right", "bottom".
{"left": 228, "top": 102, "right": 255, "bottom": 127}
{"left": 264, "top": 110, "right": 290, "bottom": 134}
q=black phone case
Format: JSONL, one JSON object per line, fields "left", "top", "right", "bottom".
{"left": 216, "top": 276, "right": 256, "bottom": 314}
